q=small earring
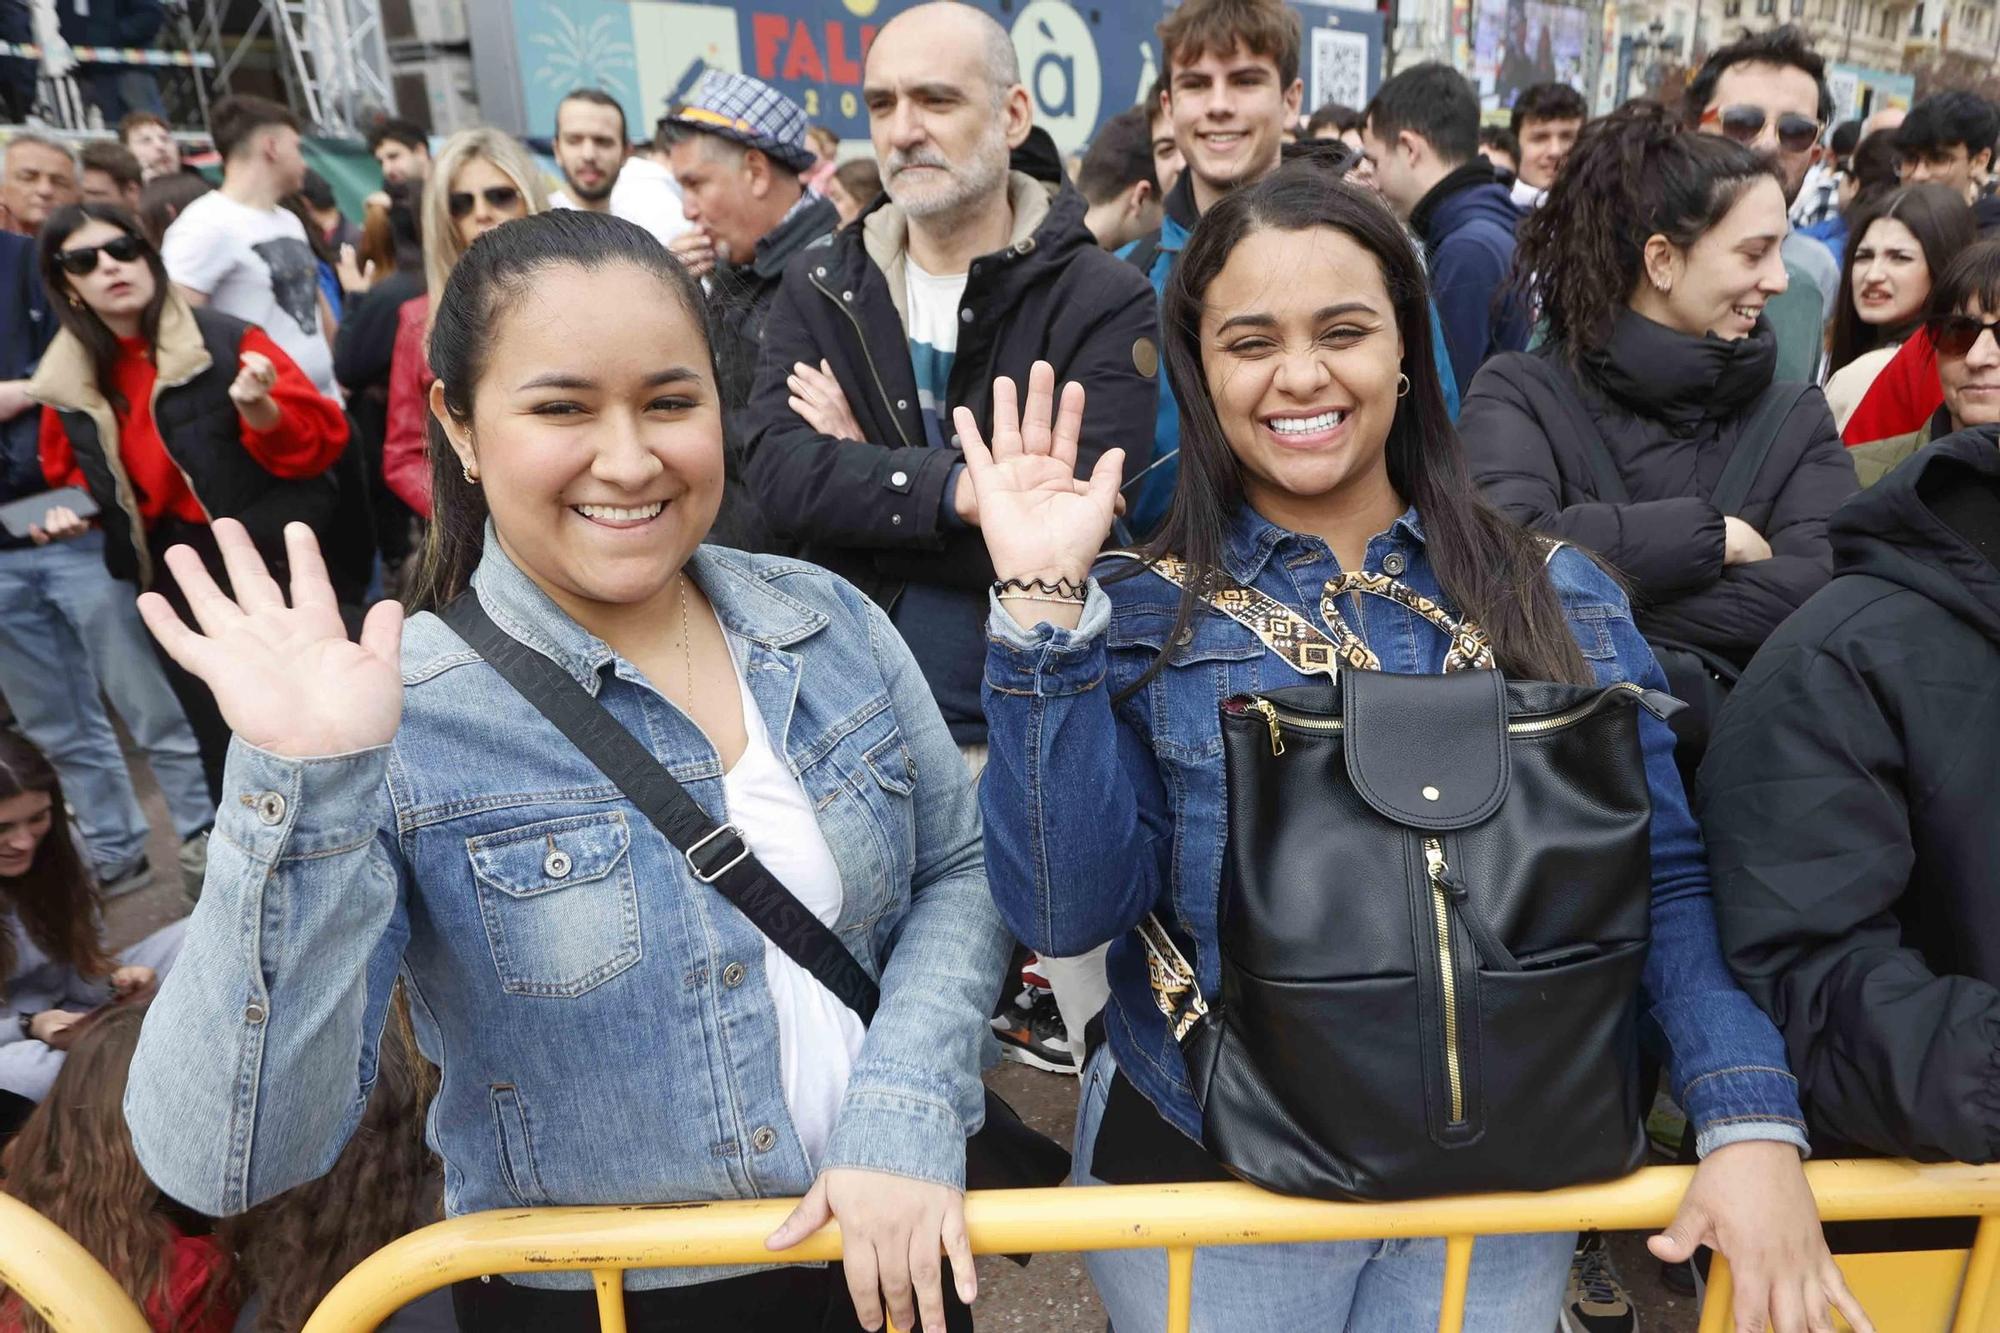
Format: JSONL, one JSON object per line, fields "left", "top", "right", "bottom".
{"left": 1655, "top": 277, "right": 1673, "bottom": 295}
{"left": 65, "top": 293, "right": 81, "bottom": 309}
{"left": 1395, "top": 372, "right": 1411, "bottom": 399}
{"left": 461, "top": 463, "right": 477, "bottom": 484}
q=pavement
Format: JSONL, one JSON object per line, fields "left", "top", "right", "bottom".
{"left": 107, "top": 756, "right": 1700, "bottom": 1331}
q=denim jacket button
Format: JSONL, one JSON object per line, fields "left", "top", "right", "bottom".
{"left": 243, "top": 1002, "right": 266, "bottom": 1024}
{"left": 1381, "top": 551, "right": 1408, "bottom": 577}
{"left": 543, "top": 848, "right": 572, "bottom": 878}
{"left": 751, "top": 1126, "right": 777, "bottom": 1152}
{"left": 253, "top": 792, "right": 286, "bottom": 825}
{"left": 722, "top": 962, "right": 746, "bottom": 988}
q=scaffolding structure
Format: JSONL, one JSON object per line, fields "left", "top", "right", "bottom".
{"left": 190, "top": 0, "right": 392, "bottom": 137}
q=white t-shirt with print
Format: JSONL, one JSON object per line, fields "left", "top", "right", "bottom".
{"left": 160, "top": 190, "right": 338, "bottom": 399}
{"left": 904, "top": 259, "right": 969, "bottom": 449}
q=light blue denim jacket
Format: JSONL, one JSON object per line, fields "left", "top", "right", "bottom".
{"left": 981, "top": 503, "right": 1808, "bottom": 1163}
{"left": 125, "top": 533, "right": 1009, "bottom": 1289}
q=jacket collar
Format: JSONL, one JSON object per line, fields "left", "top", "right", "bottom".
{"left": 1582, "top": 309, "right": 1778, "bottom": 427}
{"left": 860, "top": 171, "right": 1055, "bottom": 329}
{"left": 29, "top": 286, "right": 211, "bottom": 415}
{"left": 1220, "top": 500, "right": 1427, "bottom": 584}
{"left": 1162, "top": 170, "right": 1199, "bottom": 240}
{"left": 750, "top": 192, "right": 840, "bottom": 280}
{"left": 468, "top": 526, "right": 829, "bottom": 694}
{"left": 1410, "top": 158, "right": 1499, "bottom": 243}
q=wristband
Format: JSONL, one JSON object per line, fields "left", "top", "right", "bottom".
{"left": 993, "top": 575, "right": 1088, "bottom": 603}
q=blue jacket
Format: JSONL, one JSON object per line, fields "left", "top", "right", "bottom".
{"left": 1412, "top": 163, "right": 1529, "bottom": 392}
{"left": 980, "top": 502, "right": 1808, "bottom": 1159}
{"left": 126, "top": 532, "right": 1010, "bottom": 1288}
{"left": 1119, "top": 175, "right": 1460, "bottom": 539}
{"left": 0, "top": 229, "right": 53, "bottom": 550}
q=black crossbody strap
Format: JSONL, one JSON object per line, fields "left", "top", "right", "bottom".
{"left": 440, "top": 593, "right": 882, "bottom": 1023}
{"left": 1710, "top": 382, "right": 1810, "bottom": 517}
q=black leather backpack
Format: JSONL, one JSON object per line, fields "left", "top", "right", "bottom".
{"left": 1135, "top": 559, "right": 1679, "bottom": 1201}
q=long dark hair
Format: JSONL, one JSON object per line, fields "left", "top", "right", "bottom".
{"left": 406, "top": 208, "right": 713, "bottom": 612}
{"left": 1515, "top": 100, "right": 1778, "bottom": 362}
{"left": 36, "top": 203, "right": 171, "bottom": 415}
{"left": 1137, "top": 162, "right": 1591, "bottom": 687}
{"left": 0, "top": 729, "right": 110, "bottom": 993}
{"left": 1827, "top": 182, "right": 1975, "bottom": 373}
{"left": 1, "top": 1007, "right": 229, "bottom": 1333}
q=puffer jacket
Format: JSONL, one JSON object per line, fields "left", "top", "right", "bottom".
{"left": 1461, "top": 312, "right": 1858, "bottom": 666}
{"left": 1702, "top": 429, "right": 2000, "bottom": 1162}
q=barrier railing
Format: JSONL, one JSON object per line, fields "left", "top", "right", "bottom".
{"left": 290, "top": 1160, "right": 2000, "bottom": 1333}
{"left": 8, "top": 1161, "right": 2000, "bottom": 1332}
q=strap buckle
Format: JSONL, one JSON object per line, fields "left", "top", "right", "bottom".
{"left": 686, "top": 824, "right": 750, "bottom": 884}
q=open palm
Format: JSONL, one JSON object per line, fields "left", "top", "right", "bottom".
{"left": 955, "top": 360, "right": 1125, "bottom": 585}
{"left": 137, "top": 519, "right": 404, "bottom": 759}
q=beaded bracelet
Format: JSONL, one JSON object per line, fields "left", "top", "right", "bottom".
{"left": 993, "top": 575, "right": 1089, "bottom": 603}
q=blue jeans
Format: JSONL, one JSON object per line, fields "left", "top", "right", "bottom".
{"left": 0, "top": 535, "right": 212, "bottom": 873}
{"left": 1073, "top": 1049, "right": 1576, "bottom": 1333}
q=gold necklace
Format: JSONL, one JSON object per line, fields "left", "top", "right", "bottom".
{"left": 678, "top": 573, "right": 695, "bottom": 707}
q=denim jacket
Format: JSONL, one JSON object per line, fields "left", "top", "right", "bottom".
{"left": 126, "top": 532, "right": 1009, "bottom": 1289}
{"left": 981, "top": 504, "right": 1807, "bottom": 1161}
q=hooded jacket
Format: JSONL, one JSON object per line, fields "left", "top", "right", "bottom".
{"left": 742, "top": 173, "right": 1159, "bottom": 741}
{"left": 1409, "top": 159, "right": 1528, "bottom": 390}
{"left": 1702, "top": 429, "right": 2000, "bottom": 1163}
{"left": 1462, "top": 312, "right": 1858, "bottom": 666}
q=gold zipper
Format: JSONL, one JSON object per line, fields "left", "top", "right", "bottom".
{"left": 1246, "top": 681, "right": 1649, "bottom": 744}
{"left": 1424, "top": 837, "right": 1465, "bottom": 1124}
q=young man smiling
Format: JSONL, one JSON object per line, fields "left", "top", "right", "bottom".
{"left": 1508, "top": 81, "right": 1585, "bottom": 209}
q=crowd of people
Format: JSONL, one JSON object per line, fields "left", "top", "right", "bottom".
{"left": 0, "top": 0, "right": 1993, "bottom": 1330}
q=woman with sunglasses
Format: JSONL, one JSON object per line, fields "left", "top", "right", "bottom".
{"left": 1849, "top": 240, "right": 2000, "bottom": 484}
{"left": 382, "top": 128, "right": 546, "bottom": 521}
{"left": 28, "top": 203, "right": 348, "bottom": 791}
{"left": 1825, "top": 185, "right": 1975, "bottom": 430}
{"left": 1461, "top": 103, "right": 1855, "bottom": 696}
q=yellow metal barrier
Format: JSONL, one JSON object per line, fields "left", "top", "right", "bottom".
{"left": 0, "top": 1192, "right": 150, "bottom": 1333}
{"left": 282, "top": 1160, "right": 2000, "bottom": 1333}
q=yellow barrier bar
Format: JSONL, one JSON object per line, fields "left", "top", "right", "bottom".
{"left": 299, "top": 1161, "right": 2000, "bottom": 1333}
{"left": 1955, "top": 1216, "right": 2000, "bottom": 1333}
{"left": 592, "top": 1269, "right": 626, "bottom": 1333}
{"left": 1437, "top": 1234, "right": 1473, "bottom": 1333}
{"left": 0, "top": 1193, "right": 151, "bottom": 1333}
{"left": 1165, "top": 1245, "right": 1194, "bottom": 1333}
{"left": 1696, "top": 1255, "right": 1733, "bottom": 1333}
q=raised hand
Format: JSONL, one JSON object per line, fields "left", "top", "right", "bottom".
{"left": 955, "top": 360, "right": 1124, "bottom": 589}
{"left": 137, "top": 519, "right": 404, "bottom": 759}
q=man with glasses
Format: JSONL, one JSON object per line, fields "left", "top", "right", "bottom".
{"left": 1685, "top": 26, "right": 1839, "bottom": 383}
{"left": 1896, "top": 92, "right": 2000, "bottom": 231}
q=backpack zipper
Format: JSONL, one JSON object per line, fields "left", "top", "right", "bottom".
{"left": 1424, "top": 837, "right": 1466, "bottom": 1125}
{"left": 1232, "top": 680, "right": 1659, "bottom": 756}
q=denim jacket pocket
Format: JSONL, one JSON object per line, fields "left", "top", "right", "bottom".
{"left": 489, "top": 1082, "right": 555, "bottom": 1206}
{"left": 467, "top": 811, "right": 642, "bottom": 998}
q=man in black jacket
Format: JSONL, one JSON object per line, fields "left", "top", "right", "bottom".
{"left": 659, "top": 70, "right": 839, "bottom": 554}
{"left": 743, "top": 0, "right": 1158, "bottom": 750}
{"left": 1703, "top": 429, "right": 2000, "bottom": 1165}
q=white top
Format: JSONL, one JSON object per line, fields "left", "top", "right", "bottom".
{"left": 551, "top": 156, "right": 691, "bottom": 247}
{"left": 160, "top": 191, "right": 338, "bottom": 400}
{"left": 719, "top": 634, "right": 865, "bottom": 1168}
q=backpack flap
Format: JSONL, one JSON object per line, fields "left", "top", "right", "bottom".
{"left": 1342, "top": 667, "right": 1509, "bottom": 830}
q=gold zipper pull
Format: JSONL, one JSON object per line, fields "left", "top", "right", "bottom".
{"left": 1250, "top": 698, "right": 1285, "bottom": 756}
{"left": 1424, "top": 837, "right": 1448, "bottom": 883}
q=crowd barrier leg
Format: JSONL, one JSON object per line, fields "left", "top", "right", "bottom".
{"left": 1437, "top": 1233, "right": 1475, "bottom": 1333}
{"left": 593, "top": 1269, "right": 627, "bottom": 1333}
{"left": 1956, "top": 1216, "right": 2000, "bottom": 1332}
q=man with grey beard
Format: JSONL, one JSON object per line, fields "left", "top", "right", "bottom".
{"left": 745, "top": 0, "right": 1156, "bottom": 759}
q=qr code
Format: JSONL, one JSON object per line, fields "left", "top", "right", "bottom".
{"left": 1311, "top": 28, "right": 1369, "bottom": 110}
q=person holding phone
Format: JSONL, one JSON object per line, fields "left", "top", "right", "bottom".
{"left": 29, "top": 202, "right": 349, "bottom": 799}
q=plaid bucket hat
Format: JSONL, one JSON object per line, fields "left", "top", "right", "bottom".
{"left": 666, "top": 70, "right": 817, "bottom": 173}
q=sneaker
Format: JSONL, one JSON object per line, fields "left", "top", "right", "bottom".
{"left": 989, "top": 987, "right": 1076, "bottom": 1075}
{"left": 1562, "top": 1232, "right": 1637, "bottom": 1333}
{"left": 178, "top": 829, "right": 210, "bottom": 904}
{"left": 98, "top": 855, "right": 152, "bottom": 900}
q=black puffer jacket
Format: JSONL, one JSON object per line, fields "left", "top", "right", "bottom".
{"left": 1701, "top": 429, "right": 2000, "bottom": 1163}
{"left": 1462, "top": 313, "right": 1858, "bottom": 665}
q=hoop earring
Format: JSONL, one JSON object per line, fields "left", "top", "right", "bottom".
{"left": 461, "top": 462, "right": 477, "bottom": 484}
{"left": 1395, "top": 373, "right": 1411, "bottom": 399}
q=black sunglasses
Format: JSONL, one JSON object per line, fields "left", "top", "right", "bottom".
{"left": 56, "top": 234, "right": 147, "bottom": 276}
{"left": 1702, "top": 104, "right": 1821, "bottom": 155}
{"left": 447, "top": 185, "right": 523, "bottom": 219}
{"left": 1928, "top": 314, "right": 2000, "bottom": 358}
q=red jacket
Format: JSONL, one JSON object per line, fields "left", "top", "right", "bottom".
{"left": 384, "top": 293, "right": 434, "bottom": 518}
{"left": 1841, "top": 328, "right": 1942, "bottom": 445}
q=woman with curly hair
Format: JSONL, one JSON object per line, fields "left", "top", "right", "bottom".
{"left": 0, "top": 728, "right": 180, "bottom": 1139}
{"left": 0, "top": 1006, "right": 235, "bottom": 1333}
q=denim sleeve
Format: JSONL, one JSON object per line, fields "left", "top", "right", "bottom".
{"left": 821, "top": 596, "right": 1012, "bottom": 1192}
{"left": 979, "top": 586, "right": 1175, "bottom": 957}
{"left": 124, "top": 739, "right": 411, "bottom": 1215}
{"left": 1590, "top": 594, "right": 1809, "bottom": 1158}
